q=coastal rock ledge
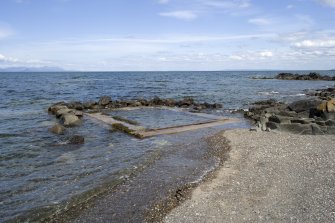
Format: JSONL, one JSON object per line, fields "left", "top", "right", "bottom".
{"left": 245, "top": 97, "right": 335, "bottom": 135}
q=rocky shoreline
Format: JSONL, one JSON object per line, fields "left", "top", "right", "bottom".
{"left": 244, "top": 86, "right": 335, "bottom": 134}
{"left": 251, "top": 72, "right": 335, "bottom": 81}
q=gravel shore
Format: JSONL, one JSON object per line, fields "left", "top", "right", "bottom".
{"left": 165, "top": 129, "right": 335, "bottom": 223}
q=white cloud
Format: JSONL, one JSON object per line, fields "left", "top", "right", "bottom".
{"left": 293, "top": 39, "right": 335, "bottom": 48}
{"left": 158, "top": 10, "right": 198, "bottom": 20}
{"left": 228, "top": 50, "right": 273, "bottom": 61}
{"left": 317, "top": 0, "right": 335, "bottom": 7}
{"left": 0, "top": 54, "right": 18, "bottom": 62}
{"left": 248, "top": 18, "right": 271, "bottom": 25}
{"left": 259, "top": 50, "right": 273, "bottom": 57}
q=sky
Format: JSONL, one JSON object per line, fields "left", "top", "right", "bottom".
{"left": 0, "top": 0, "right": 335, "bottom": 71}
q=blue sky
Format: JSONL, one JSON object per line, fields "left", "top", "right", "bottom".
{"left": 0, "top": 0, "right": 335, "bottom": 71}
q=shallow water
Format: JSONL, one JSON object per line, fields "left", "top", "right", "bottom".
{"left": 0, "top": 71, "right": 334, "bottom": 221}
{"left": 108, "top": 108, "right": 215, "bottom": 129}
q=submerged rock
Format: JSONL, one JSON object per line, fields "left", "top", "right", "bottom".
{"left": 68, "top": 135, "right": 85, "bottom": 144}
{"left": 48, "top": 124, "right": 65, "bottom": 135}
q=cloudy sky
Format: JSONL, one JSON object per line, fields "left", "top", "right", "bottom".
{"left": 0, "top": 0, "right": 335, "bottom": 71}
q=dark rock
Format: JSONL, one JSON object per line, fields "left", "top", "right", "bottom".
{"left": 213, "top": 103, "right": 223, "bottom": 109}
{"left": 276, "top": 73, "right": 298, "bottom": 80}
{"left": 163, "top": 98, "right": 176, "bottom": 107}
{"left": 138, "top": 99, "right": 149, "bottom": 106}
{"left": 151, "top": 96, "right": 163, "bottom": 106}
{"left": 98, "top": 96, "right": 112, "bottom": 106}
{"left": 268, "top": 115, "right": 281, "bottom": 123}
{"left": 252, "top": 99, "right": 278, "bottom": 106}
{"left": 288, "top": 99, "right": 322, "bottom": 113}
{"left": 178, "top": 97, "right": 195, "bottom": 107}
{"left": 266, "top": 121, "right": 279, "bottom": 130}
{"left": 275, "top": 72, "right": 335, "bottom": 81}
{"left": 316, "top": 121, "right": 326, "bottom": 126}
{"left": 83, "top": 101, "right": 97, "bottom": 109}
{"left": 67, "top": 101, "right": 84, "bottom": 110}
{"left": 68, "top": 135, "right": 85, "bottom": 144}
{"left": 48, "top": 124, "right": 65, "bottom": 134}
{"left": 325, "top": 120, "right": 335, "bottom": 126}
{"left": 321, "top": 111, "right": 335, "bottom": 121}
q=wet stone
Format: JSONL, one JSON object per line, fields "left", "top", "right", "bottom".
{"left": 68, "top": 135, "right": 85, "bottom": 144}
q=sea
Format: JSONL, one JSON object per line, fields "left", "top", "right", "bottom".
{"left": 1, "top": 71, "right": 334, "bottom": 222}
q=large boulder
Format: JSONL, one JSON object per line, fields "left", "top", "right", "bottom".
{"left": 61, "top": 114, "right": 80, "bottom": 126}
{"left": 48, "top": 124, "right": 65, "bottom": 134}
{"left": 98, "top": 96, "right": 112, "bottom": 106}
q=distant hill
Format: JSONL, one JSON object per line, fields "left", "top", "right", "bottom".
{"left": 0, "top": 66, "right": 65, "bottom": 72}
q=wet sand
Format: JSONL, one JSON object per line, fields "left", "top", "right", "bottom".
{"left": 165, "top": 129, "right": 335, "bottom": 223}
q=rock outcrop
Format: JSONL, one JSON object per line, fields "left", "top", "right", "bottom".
{"left": 275, "top": 72, "right": 335, "bottom": 81}
{"left": 305, "top": 86, "right": 335, "bottom": 100}
{"left": 245, "top": 98, "right": 335, "bottom": 135}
